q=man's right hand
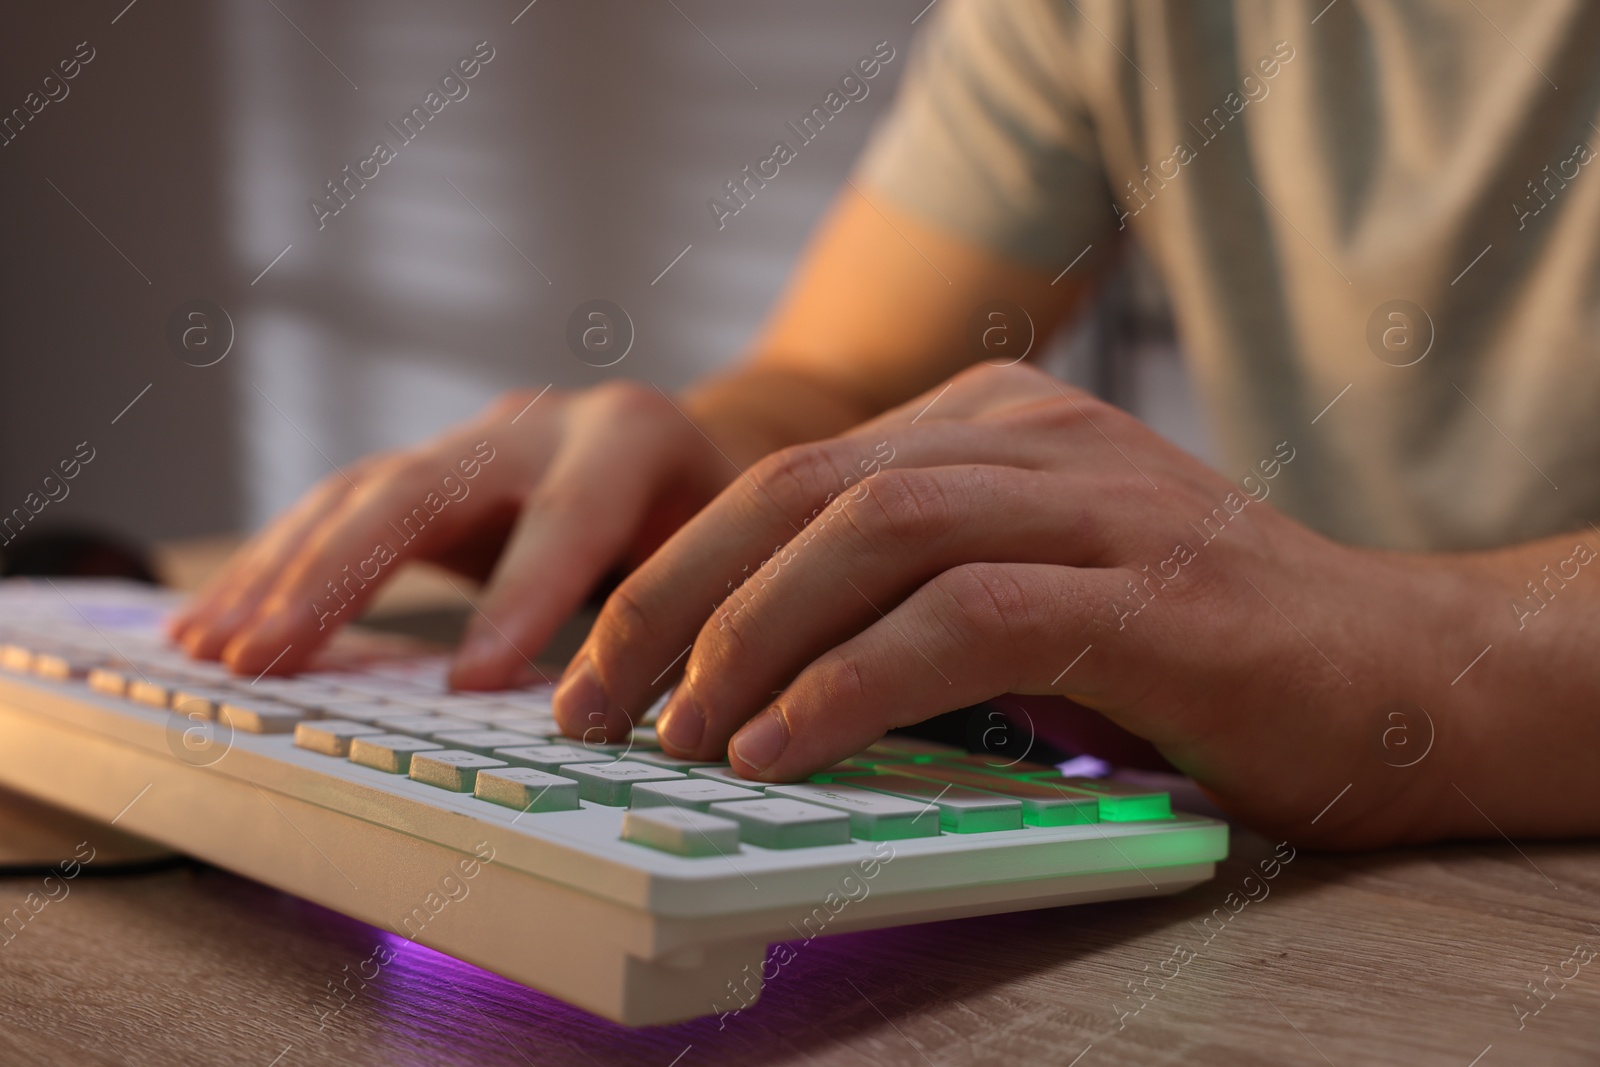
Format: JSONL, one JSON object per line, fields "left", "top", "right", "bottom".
{"left": 167, "top": 381, "right": 732, "bottom": 688}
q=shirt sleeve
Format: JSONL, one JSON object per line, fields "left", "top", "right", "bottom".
{"left": 854, "top": 0, "right": 1117, "bottom": 271}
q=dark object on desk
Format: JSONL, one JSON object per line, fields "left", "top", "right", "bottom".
{"left": 0, "top": 526, "right": 159, "bottom": 584}
{"left": 0, "top": 527, "right": 173, "bottom": 869}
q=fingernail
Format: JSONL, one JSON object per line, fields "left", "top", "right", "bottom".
{"left": 732, "top": 707, "right": 789, "bottom": 773}
{"left": 657, "top": 688, "right": 705, "bottom": 756}
{"left": 553, "top": 653, "right": 609, "bottom": 736}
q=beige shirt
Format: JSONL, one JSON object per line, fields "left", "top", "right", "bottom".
{"left": 858, "top": 0, "right": 1600, "bottom": 551}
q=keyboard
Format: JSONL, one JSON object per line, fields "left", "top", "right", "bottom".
{"left": 0, "top": 578, "right": 1228, "bottom": 1025}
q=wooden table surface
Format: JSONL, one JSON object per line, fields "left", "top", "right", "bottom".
{"left": 2, "top": 548, "right": 1597, "bottom": 1065}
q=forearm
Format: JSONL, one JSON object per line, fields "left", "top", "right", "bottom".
{"left": 681, "top": 361, "right": 882, "bottom": 471}
{"left": 1399, "top": 532, "right": 1600, "bottom": 841}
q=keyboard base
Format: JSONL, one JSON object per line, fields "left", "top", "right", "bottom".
{"left": 1, "top": 690, "right": 1219, "bottom": 1025}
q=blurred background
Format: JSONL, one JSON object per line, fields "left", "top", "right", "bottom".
{"left": 0, "top": 0, "right": 1211, "bottom": 565}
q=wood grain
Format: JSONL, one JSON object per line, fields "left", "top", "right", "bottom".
{"left": 2, "top": 823, "right": 1596, "bottom": 1067}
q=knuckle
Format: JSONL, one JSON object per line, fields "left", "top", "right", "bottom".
{"left": 930, "top": 563, "right": 1035, "bottom": 637}
{"left": 847, "top": 468, "right": 958, "bottom": 548}
{"left": 812, "top": 647, "right": 870, "bottom": 709}
{"left": 747, "top": 444, "right": 850, "bottom": 513}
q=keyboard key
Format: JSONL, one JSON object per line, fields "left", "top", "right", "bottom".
{"left": 410, "top": 751, "right": 508, "bottom": 792}
{"left": 899, "top": 752, "right": 1063, "bottom": 778}
{"left": 127, "top": 679, "right": 174, "bottom": 709}
{"left": 559, "top": 762, "right": 686, "bottom": 806}
{"left": 861, "top": 736, "right": 964, "bottom": 763}
{"left": 373, "top": 714, "right": 478, "bottom": 736}
{"left": 88, "top": 667, "right": 132, "bottom": 697}
{"left": 844, "top": 774, "right": 1023, "bottom": 833}
{"left": 764, "top": 783, "right": 941, "bottom": 840}
{"left": 877, "top": 763, "right": 1098, "bottom": 826}
{"left": 349, "top": 734, "right": 443, "bottom": 773}
{"left": 708, "top": 798, "right": 851, "bottom": 849}
{"left": 494, "top": 719, "right": 566, "bottom": 739}
{"left": 627, "top": 751, "right": 725, "bottom": 771}
{"left": 219, "top": 699, "right": 312, "bottom": 734}
{"left": 31, "top": 651, "right": 100, "bottom": 680}
{"left": 623, "top": 808, "right": 741, "bottom": 857}
{"left": 171, "top": 688, "right": 230, "bottom": 720}
{"left": 310, "top": 699, "right": 392, "bottom": 724}
{"left": 688, "top": 765, "right": 766, "bottom": 790}
{"left": 473, "top": 767, "right": 580, "bottom": 813}
{"left": 630, "top": 778, "right": 763, "bottom": 812}
{"left": 492, "top": 745, "right": 609, "bottom": 772}
{"left": 294, "top": 719, "right": 386, "bottom": 756}
{"left": 1050, "top": 778, "right": 1172, "bottom": 821}
{"left": 0, "top": 644, "right": 35, "bottom": 672}
{"left": 428, "top": 730, "right": 539, "bottom": 755}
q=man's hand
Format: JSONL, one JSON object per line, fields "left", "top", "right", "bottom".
{"left": 168, "top": 383, "right": 730, "bottom": 688}
{"left": 554, "top": 363, "right": 1566, "bottom": 849}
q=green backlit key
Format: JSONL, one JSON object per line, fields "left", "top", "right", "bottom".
{"left": 877, "top": 763, "right": 1098, "bottom": 826}
{"left": 860, "top": 736, "right": 965, "bottom": 764}
{"left": 1051, "top": 777, "right": 1173, "bottom": 821}
{"left": 844, "top": 774, "right": 1023, "bottom": 833}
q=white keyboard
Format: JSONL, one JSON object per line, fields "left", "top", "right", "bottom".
{"left": 0, "top": 579, "right": 1228, "bottom": 1025}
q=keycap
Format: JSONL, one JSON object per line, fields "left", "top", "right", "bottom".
{"left": 764, "top": 783, "right": 941, "bottom": 840}
{"left": 409, "top": 751, "right": 508, "bottom": 792}
{"left": 31, "top": 651, "right": 100, "bottom": 680}
{"left": 559, "top": 762, "right": 686, "bottom": 806}
{"left": 861, "top": 736, "right": 964, "bottom": 763}
{"left": 373, "top": 714, "right": 477, "bottom": 736}
{"left": 627, "top": 751, "right": 725, "bottom": 771}
{"left": 219, "top": 699, "right": 312, "bottom": 734}
{"left": 427, "top": 729, "right": 537, "bottom": 754}
{"left": 1050, "top": 777, "right": 1172, "bottom": 821}
{"left": 708, "top": 798, "right": 851, "bottom": 849}
{"left": 494, "top": 719, "right": 566, "bottom": 739}
{"left": 87, "top": 667, "right": 132, "bottom": 697}
{"left": 844, "top": 774, "right": 1023, "bottom": 833}
{"left": 630, "top": 726, "right": 660, "bottom": 746}
{"left": 171, "top": 688, "right": 230, "bottom": 720}
{"left": 492, "top": 745, "right": 610, "bottom": 772}
{"left": 900, "top": 753, "right": 1063, "bottom": 778}
{"left": 878, "top": 763, "right": 1098, "bottom": 826}
{"left": 688, "top": 765, "right": 766, "bottom": 789}
{"left": 309, "top": 699, "right": 392, "bottom": 724}
{"left": 349, "top": 734, "right": 443, "bottom": 773}
{"left": 0, "top": 644, "right": 35, "bottom": 672}
{"left": 623, "top": 808, "right": 741, "bottom": 857}
{"left": 127, "top": 679, "right": 173, "bottom": 709}
{"left": 579, "top": 739, "right": 661, "bottom": 755}
{"left": 473, "top": 767, "right": 580, "bottom": 813}
{"left": 294, "top": 720, "right": 386, "bottom": 757}
{"left": 630, "top": 778, "right": 763, "bottom": 812}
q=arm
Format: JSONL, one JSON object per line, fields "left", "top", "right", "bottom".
{"left": 683, "top": 184, "right": 1094, "bottom": 465}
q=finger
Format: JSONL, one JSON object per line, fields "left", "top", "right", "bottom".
{"left": 653, "top": 463, "right": 1140, "bottom": 761}
{"left": 219, "top": 438, "right": 510, "bottom": 675}
{"left": 723, "top": 562, "right": 1134, "bottom": 780}
{"left": 448, "top": 384, "right": 712, "bottom": 693}
{"left": 169, "top": 469, "right": 361, "bottom": 657}
{"left": 554, "top": 424, "right": 1056, "bottom": 739}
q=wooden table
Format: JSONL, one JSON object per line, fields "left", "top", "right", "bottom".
{"left": 2, "top": 549, "right": 1597, "bottom": 1065}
